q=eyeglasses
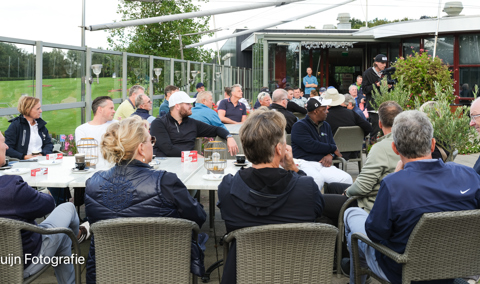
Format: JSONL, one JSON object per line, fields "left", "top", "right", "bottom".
{"left": 145, "top": 136, "right": 156, "bottom": 146}
{"left": 471, "top": 114, "right": 480, "bottom": 122}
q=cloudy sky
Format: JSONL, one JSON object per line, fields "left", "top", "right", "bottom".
{"left": 2, "top": 0, "right": 480, "bottom": 52}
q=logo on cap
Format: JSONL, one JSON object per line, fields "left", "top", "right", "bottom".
{"left": 382, "top": 57, "right": 387, "bottom": 61}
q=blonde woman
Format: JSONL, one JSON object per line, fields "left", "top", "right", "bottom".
{"left": 5, "top": 96, "right": 53, "bottom": 160}
{"left": 84, "top": 116, "right": 206, "bottom": 283}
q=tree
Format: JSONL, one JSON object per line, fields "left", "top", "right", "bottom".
{"left": 350, "top": 17, "right": 411, "bottom": 29}
{"left": 107, "top": 0, "right": 214, "bottom": 62}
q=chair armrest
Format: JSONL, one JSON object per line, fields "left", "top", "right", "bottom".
{"left": 352, "top": 233, "right": 407, "bottom": 264}
{"left": 223, "top": 232, "right": 236, "bottom": 262}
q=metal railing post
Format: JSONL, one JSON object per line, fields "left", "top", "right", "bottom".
{"left": 35, "top": 41, "right": 43, "bottom": 104}
{"left": 149, "top": 56, "right": 154, "bottom": 115}
{"left": 122, "top": 52, "right": 128, "bottom": 100}
{"left": 85, "top": 47, "right": 92, "bottom": 121}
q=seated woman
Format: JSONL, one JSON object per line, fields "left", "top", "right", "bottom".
{"left": 84, "top": 116, "right": 206, "bottom": 284}
{"left": 0, "top": 132, "right": 80, "bottom": 284}
{"left": 5, "top": 95, "right": 53, "bottom": 160}
{"left": 217, "top": 108, "right": 325, "bottom": 284}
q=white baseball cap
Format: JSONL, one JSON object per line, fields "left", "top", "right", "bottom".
{"left": 168, "top": 91, "right": 196, "bottom": 107}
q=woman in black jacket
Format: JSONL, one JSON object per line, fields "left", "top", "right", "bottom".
{"left": 5, "top": 96, "right": 53, "bottom": 160}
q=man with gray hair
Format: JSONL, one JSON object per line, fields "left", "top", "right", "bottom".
{"left": 344, "top": 93, "right": 366, "bottom": 120}
{"left": 116, "top": 85, "right": 145, "bottom": 120}
{"left": 131, "top": 94, "right": 155, "bottom": 125}
{"left": 190, "top": 91, "right": 227, "bottom": 130}
{"left": 269, "top": 89, "right": 297, "bottom": 134}
{"left": 257, "top": 92, "right": 272, "bottom": 108}
{"left": 344, "top": 110, "right": 480, "bottom": 284}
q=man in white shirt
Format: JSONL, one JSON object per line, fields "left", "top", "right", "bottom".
{"left": 75, "top": 96, "right": 116, "bottom": 168}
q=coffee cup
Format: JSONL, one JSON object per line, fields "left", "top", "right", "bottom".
{"left": 236, "top": 154, "right": 246, "bottom": 164}
{"left": 3, "top": 158, "right": 9, "bottom": 167}
{"left": 75, "top": 154, "right": 86, "bottom": 170}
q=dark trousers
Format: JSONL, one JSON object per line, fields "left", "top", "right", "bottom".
{"left": 369, "top": 112, "right": 380, "bottom": 142}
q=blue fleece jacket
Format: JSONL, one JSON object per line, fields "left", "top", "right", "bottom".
{"left": 0, "top": 175, "right": 55, "bottom": 267}
{"left": 291, "top": 116, "right": 337, "bottom": 161}
{"left": 366, "top": 159, "right": 480, "bottom": 284}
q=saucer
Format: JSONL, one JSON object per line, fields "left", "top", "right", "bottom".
{"left": 233, "top": 162, "right": 249, "bottom": 167}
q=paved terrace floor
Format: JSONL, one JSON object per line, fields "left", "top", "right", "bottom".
{"left": 32, "top": 153, "right": 480, "bottom": 284}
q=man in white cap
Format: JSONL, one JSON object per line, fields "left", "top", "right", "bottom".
{"left": 151, "top": 91, "right": 238, "bottom": 157}
{"left": 291, "top": 96, "right": 352, "bottom": 188}
{"left": 324, "top": 88, "right": 372, "bottom": 160}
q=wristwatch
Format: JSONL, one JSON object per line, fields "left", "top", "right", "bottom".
{"left": 330, "top": 153, "right": 335, "bottom": 158}
{"left": 226, "top": 134, "right": 233, "bottom": 139}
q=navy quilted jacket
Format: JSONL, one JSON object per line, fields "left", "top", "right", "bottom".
{"left": 84, "top": 160, "right": 206, "bottom": 283}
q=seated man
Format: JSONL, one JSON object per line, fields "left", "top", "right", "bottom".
{"left": 116, "top": 85, "right": 144, "bottom": 120}
{"left": 217, "top": 108, "right": 324, "bottom": 284}
{"left": 291, "top": 87, "right": 308, "bottom": 108}
{"left": 257, "top": 91, "right": 272, "bottom": 108}
{"left": 0, "top": 132, "right": 82, "bottom": 284}
{"left": 285, "top": 87, "right": 307, "bottom": 114}
{"left": 131, "top": 94, "right": 155, "bottom": 125}
{"left": 151, "top": 91, "right": 238, "bottom": 157}
{"left": 218, "top": 84, "right": 247, "bottom": 124}
{"left": 190, "top": 91, "right": 227, "bottom": 130}
{"left": 159, "top": 85, "right": 179, "bottom": 116}
{"left": 344, "top": 94, "right": 367, "bottom": 121}
{"left": 75, "top": 96, "right": 116, "bottom": 168}
{"left": 324, "top": 88, "right": 372, "bottom": 160}
{"left": 330, "top": 101, "right": 402, "bottom": 212}
{"left": 269, "top": 89, "right": 297, "bottom": 134}
{"left": 324, "top": 88, "right": 372, "bottom": 136}
{"left": 344, "top": 110, "right": 480, "bottom": 284}
{"left": 291, "top": 97, "right": 353, "bottom": 188}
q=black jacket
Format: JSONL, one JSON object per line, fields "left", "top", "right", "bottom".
{"left": 85, "top": 160, "right": 206, "bottom": 283}
{"left": 217, "top": 167, "right": 324, "bottom": 284}
{"left": 325, "top": 106, "right": 373, "bottom": 136}
{"left": 5, "top": 115, "right": 53, "bottom": 159}
{"left": 151, "top": 113, "right": 230, "bottom": 157}
{"left": 269, "top": 103, "right": 298, "bottom": 134}
{"left": 362, "top": 67, "right": 381, "bottom": 111}
{"left": 287, "top": 100, "right": 307, "bottom": 114}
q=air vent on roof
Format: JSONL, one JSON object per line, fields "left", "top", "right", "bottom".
{"left": 337, "top": 13, "right": 351, "bottom": 29}
{"left": 443, "top": 1, "right": 463, "bottom": 17}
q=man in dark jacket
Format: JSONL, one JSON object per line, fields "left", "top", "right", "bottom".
{"left": 269, "top": 89, "right": 297, "bottom": 134}
{"left": 0, "top": 132, "right": 80, "bottom": 284}
{"left": 362, "top": 54, "right": 392, "bottom": 142}
{"left": 344, "top": 111, "right": 480, "bottom": 284}
{"left": 131, "top": 94, "right": 155, "bottom": 125}
{"left": 291, "top": 96, "right": 352, "bottom": 188}
{"left": 150, "top": 91, "right": 238, "bottom": 157}
{"left": 323, "top": 88, "right": 372, "bottom": 159}
{"left": 5, "top": 116, "right": 53, "bottom": 160}
{"left": 217, "top": 109, "right": 324, "bottom": 284}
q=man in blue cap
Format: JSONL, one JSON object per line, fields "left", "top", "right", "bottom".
{"left": 193, "top": 82, "right": 205, "bottom": 98}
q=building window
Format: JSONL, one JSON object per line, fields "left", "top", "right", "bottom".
{"left": 459, "top": 67, "right": 480, "bottom": 98}
{"left": 424, "top": 36, "right": 454, "bottom": 65}
{"left": 402, "top": 38, "right": 420, "bottom": 58}
{"left": 459, "top": 34, "right": 480, "bottom": 65}
{"left": 268, "top": 42, "right": 300, "bottom": 90}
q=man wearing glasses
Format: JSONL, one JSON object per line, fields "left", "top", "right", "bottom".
{"left": 269, "top": 89, "right": 298, "bottom": 134}
{"left": 131, "top": 94, "right": 155, "bottom": 125}
{"left": 470, "top": 98, "right": 480, "bottom": 175}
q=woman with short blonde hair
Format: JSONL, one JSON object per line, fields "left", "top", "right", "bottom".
{"left": 85, "top": 116, "right": 207, "bottom": 283}
{"left": 5, "top": 95, "right": 53, "bottom": 160}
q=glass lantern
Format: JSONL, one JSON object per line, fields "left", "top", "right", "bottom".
{"left": 204, "top": 141, "right": 227, "bottom": 174}
{"left": 77, "top": 138, "right": 99, "bottom": 168}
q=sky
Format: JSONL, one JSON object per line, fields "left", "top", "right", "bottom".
{"left": 2, "top": 0, "right": 480, "bottom": 52}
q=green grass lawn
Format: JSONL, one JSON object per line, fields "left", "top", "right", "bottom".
{"left": 0, "top": 77, "right": 161, "bottom": 136}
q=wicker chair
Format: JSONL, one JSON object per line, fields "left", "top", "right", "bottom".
{"left": 0, "top": 217, "right": 82, "bottom": 284}
{"left": 351, "top": 209, "right": 480, "bottom": 284}
{"left": 90, "top": 217, "right": 200, "bottom": 284}
{"left": 332, "top": 126, "right": 366, "bottom": 173}
{"left": 223, "top": 223, "right": 338, "bottom": 284}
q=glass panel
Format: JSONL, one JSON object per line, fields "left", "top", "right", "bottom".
{"left": 174, "top": 61, "right": 187, "bottom": 92}
{"left": 0, "top": 42, "right": 35, "bottom": 131}
{"left": 424, "top": 36, "right": 454, "bottom": 65}
{"left": 91, "top": 52, "right": 123, "bottom": 100}
{"left": 252, "top": 40, "right": 264, "bottom": 94}
{"left": 214, "top": 65, "right": 222, "bottom": 103}
{"left": 245, "top": 69, "right": 252, "bottom": 101}
{"left": 41, "top": 47, "right": 84, "bottom": 105}
{"left": 459, "top": 34, "right": 480, "bottom": 65}
{"left": 389, "top": 43, "right": 400, "bottom": 63}
{"left": 152, "top": 59, "right": 167, "bottom": 117}
{"left": 459, "top": 67, "right": 480, "bottom": 98}
{"left": 402, "top": 38, "right": 421, "bottom": 58}
{"left": 189, "top": 62, "right": 201, "bottom": 95}
{"left": 127, "top": 55, "right": 149, "bottom": 96}
{"left": 203, "top": 64, "right": 213, "bottom": 93}
{"left": 41, "top": 109, "right": 82, "bottom": 140}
